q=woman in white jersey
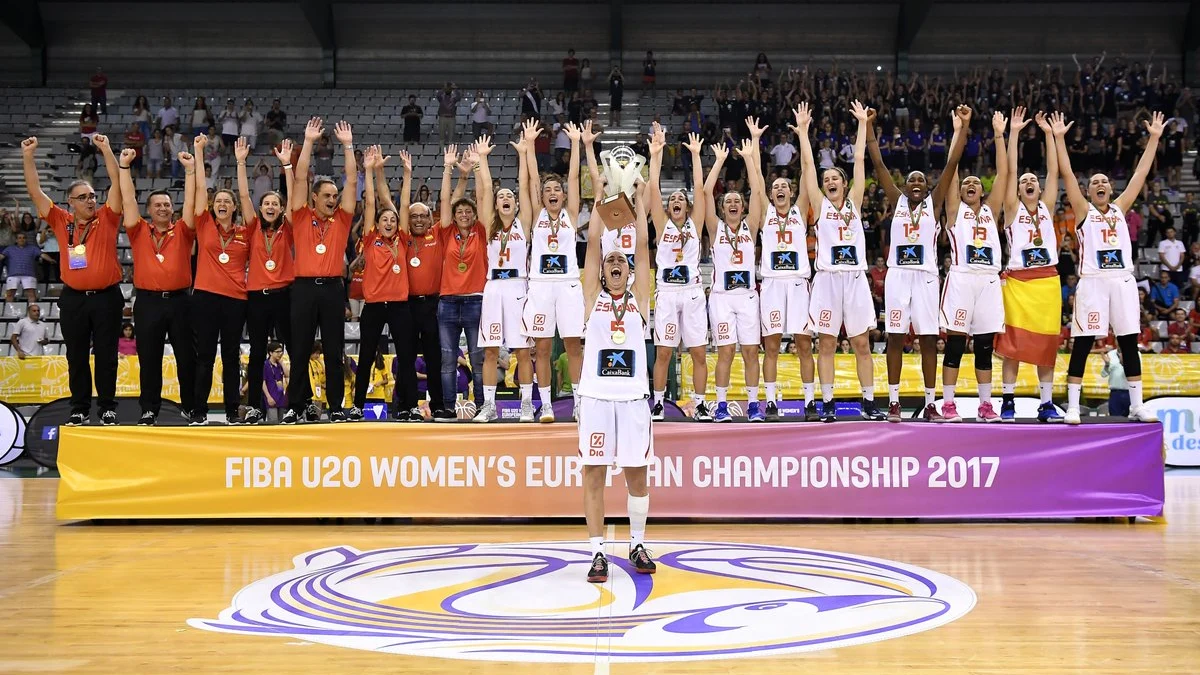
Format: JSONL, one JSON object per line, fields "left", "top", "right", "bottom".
{"left": 752, "top": 118, "right": 817, "bottom": 420}
{"left": 473, "top": 128, "right": 535, "bottom": 423}
{"left": 938, "top": 111, "right": 1009, "bottom": 423}
{"left": 996, "top": 107, "right": 1063, "bottom": 423}
{"left": 865, "top": 106, "right": 968, "bottom": 423}
{"left": 796, "top": 101, "right": 884, "bottom": 421}
{"left": 578, "top": 179, "right": 656, "bottom": 584}
{"left": 704, "top": 130, "right": 764, "bottom": 422}
{"left": 1054, "top": 110, "right": 1164, "bottom": 424}
{"left": 642, "top": 122, "right": 708, "bottom": 421}
{"left": 521, "top": 120, "right": 584, "bottom": 422}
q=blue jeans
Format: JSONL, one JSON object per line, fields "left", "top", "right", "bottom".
{"left": 438, "top": 295, "right": 484, "bottom": 409}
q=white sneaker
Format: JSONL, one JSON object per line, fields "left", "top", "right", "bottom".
{"left": 519, "top": 400, "right": 535, "bottom": 422}
{"left": 1064, "top": 407, "right": 1082, "bottom": 425}
{"left": 539, "top": 405, "right": 555, "bottom": 423}
{"left": 1128, "top": 405, "right": 1159, "bottom": 423}
{"left": 473, "top": 402, "right": 498, "bottom": 423}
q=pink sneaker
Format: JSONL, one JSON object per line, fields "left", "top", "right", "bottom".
{"left": 976, "top": 401, "right": 1000, "bottom": 423}
{"left": 941, "top": 401, "right": 962, "bottom": 422}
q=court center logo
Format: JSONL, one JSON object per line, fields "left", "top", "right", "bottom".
{"left": 189, "top": 541, "right": 975, "bottom": 662}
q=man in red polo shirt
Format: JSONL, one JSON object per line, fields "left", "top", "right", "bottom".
{"left": 119, "top": 147, "right": 198, "bottom": 425}
{"left": 282, "top": 117, "right": 358, "bottom": 424}
{"left": 22, "top": 135, "right": 123, "bottom": 426}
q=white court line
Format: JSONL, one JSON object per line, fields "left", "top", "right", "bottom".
{"left": 594, "top": 523, "right": 616, "bottom": 675}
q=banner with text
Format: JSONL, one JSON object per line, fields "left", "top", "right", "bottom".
{"left": 55, "top": 423, "right": 1165, "bottom": 520}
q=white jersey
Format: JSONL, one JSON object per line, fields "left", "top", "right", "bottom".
{"left": 486, "top": 219, "right": 529, "bottom": 280}
{"left": 1078, "top": 204, "right": 1133, "bottom": 278}
{"left": 814, "top": 197, "right": 867, "bottom": 273}
{"left": 528, "top": 208, "right": 579, "bottom": 281}
{"left": 711, "top": 219, "right": 756, "bottom": 294}
{"left": 887, "top": 195, "right": 939, "bottom": 275}
{"left": 655, "top": 217, "right": 702, "bottom": 290}
{"left": 948, "top": 202, "right": 1001, "bottom": 274}
{"left": 601, "top": 222, "right": 638, "bottom": 268}
{"left": 1005, "top": 200, "right": 1059, "bottom": 271}
{"left": 578, "top": 291, "right": 649, "bottom": 401}
{"left": 759, "top": 203, "right": 810, "bottom": 279}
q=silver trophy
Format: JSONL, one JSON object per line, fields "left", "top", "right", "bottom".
{"left": 597, "top": 145, "right": 645, "bottom": 229}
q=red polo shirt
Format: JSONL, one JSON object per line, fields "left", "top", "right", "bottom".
{"left": 128, "top": 218, "right": 194, "bottom": 291}
{"left": 291, "top": 206, "right": 353, "bottom": 278}
{"left": 46, "top": 204, "right": 122, "bottom": 290}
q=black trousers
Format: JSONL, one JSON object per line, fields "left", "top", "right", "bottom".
{"left": 355, "top": 301, "right": 418, "bottom": 409}
{"left": 133, "top": 289, "right": 197, "bottom": 414}
{"left": 288, "top": 277, "right": 346, "bottom": 413}
{"left": 192, "top": 290, "right": 247, "bottom": 417}
{"left": 245, "top": 286, "right": 292, "bottom": 410}
{"left": 405, "top": 294, "right": 444, "bottom": 410}
{"left": 58, "top": 284, "right": 122, "bottom": 414}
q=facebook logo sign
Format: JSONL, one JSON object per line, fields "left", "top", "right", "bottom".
{"left": 363, "top": 403, "right": 388, "bottom": 421}
{"left": 42, "top": 426, "right": 58, "bottom": 441}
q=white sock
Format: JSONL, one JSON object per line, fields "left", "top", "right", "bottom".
{"left": 628, "top": 494, "right": 649, "bottom": 547}
{"left": 1039, "top": 382, "right": 1052, "bottom": 403}
{"left": 803, "top": 382, "right": 814, "bottom": 405}
{"left": 924, "top": 387, "right": 935, "bottom": 406}
{"left": 746, "top": 386, "right": 759, "bottom": 402}
{"left": 765, "top": 382, "right": 776, "bottom": 402}
{"left": 1067, "top": 382, "right": 1081, "bottom": 410}
{"left": 694, "top": 394, "right": 706, "bottom": 405}
{"left": 888, "top": 384, "right": 900, "bottom": 404}
{"left": 1002, "top": 382, "right": 1015, "bottom": 395}
{"left": 539, "top": 386, "right": 552, "bottom": 407}
{"left": 589, "top": 536, "right": 604, "bottom": 557}
{"left": 944, "top": 384, "right": 956, "bottom": 404}
{"left": 978, "top": 382, "right": 991, "bottom": 402}
{"left": 572, "top": 387, "right": 580, "bottom": 406}
{"left": 862, "top": 388, "right": 874, "bottom": 402}
{"left": 653, "top": 389, "right": 665, "bottom": 405}
{"left": 484, "top": 385, "right": 496, "bottom": 405}
{"left": 520, "top": 383, "right": 532, "bottom": 403}
{"left": 822, "top": 383, "right": 834, "bottom": 402}
{"left": 716, "top": 386, "right": 728, "bottom": 403}
{"left": 1129, "top": 380, "right": 1144, "bottom": 409}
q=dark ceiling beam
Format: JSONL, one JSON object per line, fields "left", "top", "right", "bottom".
{"left": 0, "top": 0, "right": 45, "bottom": 48}
{"left": 894, "top": 0, "right": 932, "bottom": 75}
{"left": 1184, "top": 0, "right": 1200, "bottom": 85}
{"left": 299, "top": 0, "right": 335, "bottom": 51}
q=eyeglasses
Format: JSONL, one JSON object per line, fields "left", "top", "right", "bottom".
{"left": 70, "top": 193, "right": 98, "bottom": 202}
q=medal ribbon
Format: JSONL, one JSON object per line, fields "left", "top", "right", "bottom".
{"left": 408, "top": 233, "right": 432, "bottom": 259}
{"left": 312, "top": 217, "right": 331, "bottom": 248}
{"left": 498, "top": 224, "right": 512, "bottom": 260}
{"left": 67, "top": 217, "right": 96, "bottom": 249}
{"left": 456, "top": 230, "right": 470, "bottom": 266}
{"left": 611, "top": 292, "right": 629, "bottom": 327}
{"left": 217, "top": 224, "right": 236, "bottom": 255}
{"left": 722, "top": 220, "right": 741, "bottom": 255}
{"left": 149, "top": 225, "right": 171, "bottom": 257}
{"left": 382, "top": 234, "right": 402, "bottom": 265}
{"left": 908, "top": 198, "right": 924, "bottom": 233}
{"left": 262, "top": 225, "right": 282, "bottom": 260}
{"left": 547, "top": 214, "right": 563, "bottom": 239}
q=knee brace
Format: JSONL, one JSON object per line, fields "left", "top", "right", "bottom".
{"left": 1067, "top": 335, "right": 1095, "bottom": 377}
{"left": 942, "top": 334, "right": 968, "bottom": 369}
{"left": 973, "top": 333, "right": 995, "bottom": 371}
{"left": 1117, "top": 333, "right": 1142, "bottom": 377}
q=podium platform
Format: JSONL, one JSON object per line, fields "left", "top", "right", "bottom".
{"left": 55, "top": 419, "right": 1165, "bottom": 521}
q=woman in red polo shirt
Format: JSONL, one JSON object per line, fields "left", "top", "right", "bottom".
{"left": 236, "top": 137, "right": 296, "bottom": 425}
{"left": 191, "top": 133, "right": 250, "bottom": 425}
{"left": 347, "top": 145, "right": 419, "bottom": 421}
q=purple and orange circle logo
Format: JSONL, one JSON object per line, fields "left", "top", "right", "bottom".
{"left": 190, "top": 541, "right": 975, "bottom": 662}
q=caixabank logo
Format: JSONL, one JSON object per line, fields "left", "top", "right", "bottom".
{"left": 190, "top": 541, "right": 975, "bottom": 662}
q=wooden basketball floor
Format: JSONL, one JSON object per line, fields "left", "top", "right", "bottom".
{"left": 1, "top": 475, "right": 1198, "bottom": 674}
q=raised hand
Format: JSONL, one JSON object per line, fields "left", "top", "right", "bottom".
{"left": 849, "top": 100, "right": 869, "bottom": 122}
{"left": 376, "top": 144, "right": 391, "bottom": 168}
{"left": 92, "top": 134, "right": 110, "bottom": 152}
{"left": 333, "top": 121, "right": 353, "bottom": 146}
{"left": 119, "top": 148, "right": 136, "bottom": 167}
{"left": 475, "top": 135, "right": 494, "bottom": 157}
{"left": 581, "top": 120, "right": 599, "bottom": 145}
{"left": 234, "top": 136, "right": 249, "bottom": 163}
{"left": 273, "top": 139, "right": 294, "bottom": 164}
{"left": 399, "top": 149, "right": 412, "bottom": 172}
{"left": 790, "top": 102, "right": 811, "bottom": 134}
{"left": 746, "top": 116, "right": 769, "bottom": 139}
{"left": 178, "top": 151, "right": 195, "bottom": 171}
{"left": 522, "top": 118, "right": 541, "bottom": 144}
{"left": 1049, "top": 111, "right": 1072, "bottom": 138}
{"left": 992, "top": 110, "right": 1008, "bottom": 135}
{"left": 20, "top": 137, "right": 37, "bottom": 156}
{"left": 362, "top": 145, "right": 378, "bottom": 170}
{"left": 443, "top": 144, "right": 459, "bottom": 168}
{"left": 193, "top": 134, "right": 208, "bottom": 151}
{"left": 952, "top": 105, "right": 972, "bottom": 131}
{"left": 304, "top": 117, "right": 323, "bottom": 142}
{"left": 458, "top": 146, "right": 478, "bottom": 173}
{"left": 735, "top": 138, "right": 756, "bottom": 160}
{"left": 711, "top": 142, "right": 729, "bottom": 164}
{"left": 1010, "top": 106, "right": 1031, "bottom": 132}
{"left": 564, "top": 122, "right": 582, "bottom": 143}
{"left": 683, "top": 132, "right": 703, "bottom": 155}
{"left": 1034, "top": 111, "right": 1051, "bottom": 134}
{"left": 648, "top": 125, "right": 665, "bottom": 156}
{"left": 1145, "top": 111, "right": 1166, "bottom": 137}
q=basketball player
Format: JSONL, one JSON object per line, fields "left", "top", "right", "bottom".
{"left": 522, "top": 120, "right": 584, "bottom": 422}
{"left": 644, "top": 122, "right": 709, "bottom": 421}
{"left": 578, "top": 178, "right": 655, "bottom": 584}
{"left": 749, "top": 116, "right": 816, "bottom": 420}
{"left": 703, "top": 132, "right": 762, "bottom": 422}
{"left": 1054, "top": 110, "right": 1163, "bottom": 424}
{"left": 796, "top": 101, "right": 885, "bottom": 421}
{"left": 997, "top": 108, "right": 1062, "bottom": 423}
{"left": 473, "top": 128, "right": 535, "bottom": 423}
{"left": 865, "top": 106, "right": 968, "bottom": 422}
{"left": 938, "top": 111, "right": 1009, "bottom": 422}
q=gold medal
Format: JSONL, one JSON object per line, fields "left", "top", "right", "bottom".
{"left": 155, "top": 253, "right": 165, "bottom": 263}
{"left": 972, "top": 238, "right": 984, "bottom": 248}
{"left": 73, "top": 244, "right": 86, "bottom": 255}
{"left": 457, "top": 262, "right": 468, "bottom": 272}
{"left": 1107, "top": 234, "right": 1119, "bottom": 246}
{"left": 907, "top": 232, "right": 920, "bottom": 243}
{"left": 391, "top": 263, "right": 401, "bottom": 274}
{"left": 218, "top": 252, "right": 230, "bottom": 264}
{"left": 1033, "top": 236, "right": 1043, "bottom": 247}
{"left": 675, "top": 249, "right": 684, "bottom": 263}
{"left": 548, "top": 240, "right": 559, "bottom": 253}
{"left": 612, "top": 328, "right": 627, "bottom": 345}
{"left": 777, "top": 242, "right": 788, "bottom": 252}
{"left": 315, "top": 243, "right": 327, "bottom": 255}
{"left": 410, "top": 256, "right": 421, "bottom": 268}
{"left": 265, "top": 259, "right": 277, "bottom": 271}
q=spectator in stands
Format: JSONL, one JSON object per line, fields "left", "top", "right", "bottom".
{"left": 1168, "top": 307, "right": 1193, "bottom": 343}
{"left": 10, "top": 302, "right": 47, "bottom": 358}
{"left": 1, "top": 231, "right": 40, "bottom": 302}
{"left": 435, "top": 82, "right": 461, "bottom": 146}
{"left": 1057, "top": 233, "right": 1078, "bottom": 279}
{"left": 1061, "top": 274, "right": 1079, "bottom": 305}
{"left": 643, "top": 51, "right": 657, "bottom": 94}
{"left": 79, "top": 104, "right": 99, "bottom": 141}
{"left": 580, "top": 58, "right": 593, "bottom": 91}
{"left": 202, "top": 125, "right": 222, "bottom": 189}
{"left": 1160, "top": 227, "right": 1186, "bottom": 287}
{"left": 1139, "top": 287, "right": 1156, "bottom": 325}
{"left": 240, "top": 100, "right": 263, "bottom": 150}
{"left": 214, "top": 100, "right": 239, "bottom": 159}
{"left": 1151, "top": 269, "right": 1181, "bottom": 319}
{"left": 132, "top": 95, "right": 152, "bottom": 141}
{"left": 609, "top": 65, "right": 625, "bottom": 125}
{"left": 261, "top": 341, "right": 289, "bottom": 422}
{"left": 89, "top": 67, "right": 107, "bottom": 115}
{"left": 145, "top": 129, "right": 165, "bottom": 178}
{"left": 1146, "top": 182, "right": 1172, "bottom": 244}
{"left": 1101, "top": 349, "right": 1130, "bottom": 416}
{"left": 1182, "top": 193, "right": 1199, "bottom": 245}
{"left": 563, "top": 49, "right": 580, "bottom": 92}
{"left": 869, "top": 255, "right": 887, "bottom": 309}
{"left": 156, "top": 97, "right": 178, "bottom": 132}
{"left": 1126, "top": 200, "right": 1143, "bottom": 244}
{"left": 123, "top": 122, "right": 146, "bottom": 177}
{"left": 769, "top": 133, "right": 797, "bottom": 171}
{"left": 401, "top": 95, "right": 423, "bottom": 143}
{"left": 1162, "top": 119, "right": 1186, "bottom": 188}
{"left": 265, "top": 99, "right": 287, "bottom": 147}
{"left": 1163, "top": 333, "right": 1190, "bottom": 354}
{"left": 470, "top": 91, "right": 492, "bottom": 140}
{"left": 23, "top": 134, "right": 123, "bottom": 426}
{"left": 191, "top": 97, "right": 213, "bottom": 137}
{"left": 1138, "top": 318, "right": 1157, "bottom": 352}
{"left": 165, "top": 126, "right": 186, "bottom": 180}
{"left": 117, "top": 322, "right": 137, "bottom": 356}
{"left": 312, "top": 134, "right": 335, "bottom": 177}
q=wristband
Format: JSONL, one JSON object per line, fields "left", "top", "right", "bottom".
{"left": 119, "top": 164, "right": 130, "bottom": 170}
{"left": 283, "top": 164, "right": 293, "bottom": 169}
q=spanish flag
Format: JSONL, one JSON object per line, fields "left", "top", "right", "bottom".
{"left": 996, "top": 267, "right": 1062, "bottom": 368}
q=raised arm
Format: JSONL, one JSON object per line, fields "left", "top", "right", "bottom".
{"left": 632, "top": 180, "right": 652, "bottom": 312}
{"left": 1049, "top": 112, "right": 1087, "bottom": 218}
{"left": 791, "top": 104, "right": 823, "bottom": 211}
{"left": 933, "top": 105, "right": 970, "bottom": 213}
{"left": 511, "top": 121, "right": 535, "bottom": 233}
{"left": 273, "top": 139, "right": 296, "bottom": 217}
{"left": 1004, "top": 107, "right": 1030, "bottom": 222}
{"left": 985, "top": 111, "right": 1009, "bottom": 214}
{"left": 179, "top": 151, "right": 196, "bottom": 229}
{"left": 364, "top": 146, "right": 381, "bottom": 235}
{"left": 581, "top": 120, "right": 604, "bottom": 202}
{"left": 524, "top": 121, "right": 543, "bottom": 213}
{"left": 744, "top": 117, "right": 768, "bottom": 235}
{"left": 860, "top": 105, "right": 900, "bottom": 208}
{"left": 92, "top": 134, "right": 122, "bottom": 214}
{"left": 1115, "top": 111, "right": 1165, "bottom": 213}
{"left": 475, "top": 135, "right": 496, "bottom": 225}
{"left": 20, "top": 138, "right": 52, "bottom": 218}
{"left": 192, "top": 134, "right": 208, "bottom": 225}
{"left": 334, "top": 121, "right": 356, "bottom": 215}
{"left": 849, "top": 101, "right": 871, "bottom": 210}
{"left": 1041, "top": 111, "right": 1060, "bottom": 212}
{"left": 291, "top": 117, "right": 322, "bottom": 213}
{"left": 565, "top": 122, "right": 582, "bottom": 223}
{"left": 647, "top": 122, "right": 668, "bottom": 227}
{"left": 117, "top": 148, "right": 140, "bottom": 228}
{"left": 234, "top": 137, "right": 255, "bottom": 222}
{"left": 440, "top": 144, "right": 458, "bottom": 228}
{"left": 581, "top": 176, "right": 607, "bottom": 306}
{"left": 684, "top": 132, "right": 705, "bottom": 225}
{"left": 703, "top": 142, "right": 729, "bottom": 240}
